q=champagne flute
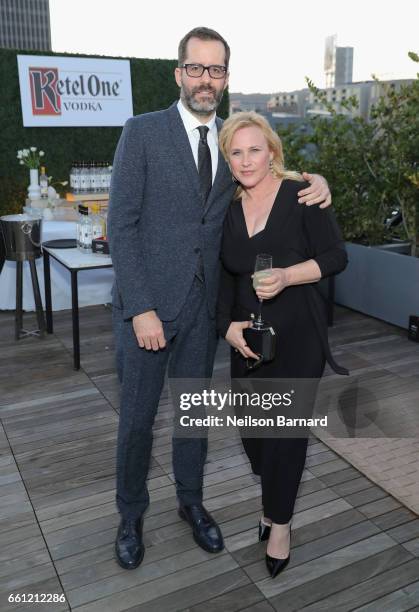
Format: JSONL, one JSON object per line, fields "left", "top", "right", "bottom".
{"left": 253, "top": 253, "right": 273, "bottom": 327}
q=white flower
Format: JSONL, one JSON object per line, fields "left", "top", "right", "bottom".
{"left": 23, "top": 149, "right": 29, "bottom": 156}
{"left": 39, "top": 151, "right": 45, "bottom": 156}
{"left": 30, "top": 146, "right": 37, "bottom": 152}
{"left": 19, "top": 160, "right": 24, "bottom": 165}
{"left": 17, "top": 150, "right": 23, "bottom": 158}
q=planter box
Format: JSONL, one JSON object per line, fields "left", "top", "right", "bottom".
{"left": 335, "top": 242, "right": 419, "bottom": 329}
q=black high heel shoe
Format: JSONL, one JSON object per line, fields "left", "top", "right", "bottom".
{"left": 265, "top": 524, "right": 291, "bottom": 578}
{"left": 258, "top": 519, "right": 271, "bottom": 542}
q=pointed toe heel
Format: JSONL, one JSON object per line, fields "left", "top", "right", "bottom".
{"left": 265, "top": 523, "right": 291, "bottom": 578}
{"left": 265, "top": 552, "right": 290, "bottom": 578}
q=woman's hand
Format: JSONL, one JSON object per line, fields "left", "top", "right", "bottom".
{"left": 225, "top": 321, "right": 259, "bottom": 359}
{"left": 254, "top": 268, "right": 288, "bottom": 300}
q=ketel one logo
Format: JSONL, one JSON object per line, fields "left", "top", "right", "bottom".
{"left": 29, "top": 67, "right": 61, "bottom": 115}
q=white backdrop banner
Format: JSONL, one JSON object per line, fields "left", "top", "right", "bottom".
{"left": 17, "top": 55, "right": 133, "bottom": 127}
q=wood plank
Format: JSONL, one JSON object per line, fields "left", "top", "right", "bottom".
{"left": 256, "top": 532, "right": 397, "bottom": 599}
{"left": 120, "top": 569, "right": 254, "bottom": 612}
{"left": 269, "top": 546, "right": 413, "bottom": 611}
{"left": 298, "top": 559, "right": 419, "bottom": 611}
{"left": 1, "top": 304, "right": 419, "bottom": 612}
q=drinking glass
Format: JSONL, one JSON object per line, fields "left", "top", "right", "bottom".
{"left": 253, "top": 253, "right": 273, "bottom": 327}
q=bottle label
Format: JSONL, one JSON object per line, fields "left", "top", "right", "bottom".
{"left": 92, "top": 224, "right": 102, "bottom": 239}
{"left": 81, "top": 226, "right": 92, "bottom": 246}
{"left": 81, "top": 176, "right": 90, "bottom": 190}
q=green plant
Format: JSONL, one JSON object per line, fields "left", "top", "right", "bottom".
{"left": 279, "top": 53, "right": 419, "bottom": 255}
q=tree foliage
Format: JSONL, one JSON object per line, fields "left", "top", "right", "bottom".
{"left": 279, "top": 53, "right": 419, "bottom": 255}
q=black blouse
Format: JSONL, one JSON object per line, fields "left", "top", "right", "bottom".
{"left": 216, "top": 179, "right": 349, "bottom": 375}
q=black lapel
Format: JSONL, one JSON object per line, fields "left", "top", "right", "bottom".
{"left": 167, "top": 101, "right": 201, "bottom": 201}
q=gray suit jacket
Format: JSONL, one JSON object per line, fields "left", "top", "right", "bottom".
{"left": 107, "top": 101, "right": 236, "bottom": 322}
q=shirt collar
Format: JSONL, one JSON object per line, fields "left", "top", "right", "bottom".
{"left": 177, "top": 99, "right": 217, "bottom": 136}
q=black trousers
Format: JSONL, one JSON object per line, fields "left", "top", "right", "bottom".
{"left": 241, "top": 436, "right": 309, "bottom": 524}
{"left": 112, "top": 277, "right": 217, "bottom": 519}
{"left": 230, "top": 339, "right": 325, "bottom": 525}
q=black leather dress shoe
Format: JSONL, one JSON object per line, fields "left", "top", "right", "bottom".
{"left": 258, "top": 519, "right": 272, "bottom": 542}
{"left": 178, "top": 503, "right": 224, "bottom": 553}
{"left": 115, "top": 517, "right": 145, "bottom": 569}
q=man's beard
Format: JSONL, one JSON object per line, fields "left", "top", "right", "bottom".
{"left": 181, "top": 83, "right": 224, "bottom": 116}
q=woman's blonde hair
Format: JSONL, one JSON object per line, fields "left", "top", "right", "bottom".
{"left": 218, "top": 111, "right": 303, "bottom": 198}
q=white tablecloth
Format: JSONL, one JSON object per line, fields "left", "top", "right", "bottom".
{"left": 0, "top": 220, "right": 114, "bottom": 311}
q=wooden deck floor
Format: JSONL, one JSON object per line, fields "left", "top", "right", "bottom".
{"left": 0, "top": 305, "right": 418, "bottom": 611}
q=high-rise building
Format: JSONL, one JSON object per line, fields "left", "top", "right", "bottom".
{"left": 324, "top": 35, "right": 353, "bottom": 88}
{"left": 0, "top": 0, "right": 51, "bottom": 51}
{"left": 335, "top": 47, "right": 353, "bottom": 86}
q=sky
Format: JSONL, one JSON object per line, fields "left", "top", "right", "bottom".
{"left": 49, "top": 0, "right": 419, "bottom": 93}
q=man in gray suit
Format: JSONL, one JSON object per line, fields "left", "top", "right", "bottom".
{"left": 108, "top": 26, "right": 331, "bottom": 569}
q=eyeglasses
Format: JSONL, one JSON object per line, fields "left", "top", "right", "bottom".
{"left": 181, "top": 64, "right": 227, "bottom": 79}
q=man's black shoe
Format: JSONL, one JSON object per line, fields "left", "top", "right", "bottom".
{"left": 115, "top": 517, "right": 145, "bottom": 569}
{"left": 178, "top": 503, "right": 224, "bottom": 553}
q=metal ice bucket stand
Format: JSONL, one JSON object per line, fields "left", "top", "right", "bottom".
{"left": 0, "top": 214, "right": 46, "bottom": 339}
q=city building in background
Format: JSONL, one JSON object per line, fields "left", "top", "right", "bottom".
{"left": 267, "top": 89, "right": 309, "bottom": 117}
{"left": 324, "top": 34, "right": 353, "bottom": 88}
{"left": 229, "top": 93, "right": 272, "bottom": 115}
{"left": 231, "top": 32, "right": 411, "bottom": 127}
{"left": 230, "top": 77, "right": 413, "bottom": 128}
{"left": 0, "top": 0, "right": 51, "bottom": 51}
{"left": 307, "top": 78, "right": 413, "bottom": 120}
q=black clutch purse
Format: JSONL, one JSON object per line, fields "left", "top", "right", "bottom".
{"left": 243, "top": 321, "right": 276, "bottom": 371}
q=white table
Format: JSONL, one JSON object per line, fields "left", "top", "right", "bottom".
{"left": 43, "top": 246, "right": 113, "bottom": 369}
{"left": 0, "top": 220, "right": 114, "bottom": 311}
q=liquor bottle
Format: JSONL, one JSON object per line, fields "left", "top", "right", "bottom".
{"left": 71, "top": 162, "right": 81, "bottom": 194}
{"left": 79, "top": 161, "right": 90, "bottom": 194}
{"left": 101, "top": 208, "right": 108, "bottom": 239}
{"left": 107, "top": 163, "right": 113, "bottom": 192}
{"left": 76, "top": 203, "right": 83, "bottom": 249}
{"left": 91, "top": 203, "right": 105, "bottom": 239}
{"left": 40, "top": 166, "right": 48, "bottom": 199}
{"left": 77, "top": 205, "right": 93, "bottom": 253}
{"left": 90, "top": 161, "right": 99, "bottom": 193}
{"left": 99, "top": 162, "right": 106, "bottom": 193}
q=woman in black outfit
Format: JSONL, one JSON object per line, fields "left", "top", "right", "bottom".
{"left": 217, "top": 112, "right": 348, "bottom": 578}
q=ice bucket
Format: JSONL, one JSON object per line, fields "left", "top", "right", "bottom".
{"left": 0, "top": 214, "right": 42, "bottom": 261}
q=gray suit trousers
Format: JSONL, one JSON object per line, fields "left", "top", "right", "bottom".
{"left": 113, "top": 277, "right": 217, "bottom": 519}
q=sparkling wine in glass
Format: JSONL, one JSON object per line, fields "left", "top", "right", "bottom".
{"left": 253, "top": 253, "right": 272, "bottom": 327}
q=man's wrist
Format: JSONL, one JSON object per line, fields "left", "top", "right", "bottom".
{"left": 134, "top": 309, "right": 156, "bottom": 319}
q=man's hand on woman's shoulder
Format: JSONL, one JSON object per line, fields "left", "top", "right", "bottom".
{"left": 297, "top": 172, "right": 331, "bottom": 208}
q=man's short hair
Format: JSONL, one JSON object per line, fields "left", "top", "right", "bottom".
{"left": 178, "top": 27, "right": 230, "bottom": 69}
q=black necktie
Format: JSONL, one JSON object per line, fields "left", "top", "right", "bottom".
{"left": 197, "top": 125, "right": 212, "bottom": 202}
